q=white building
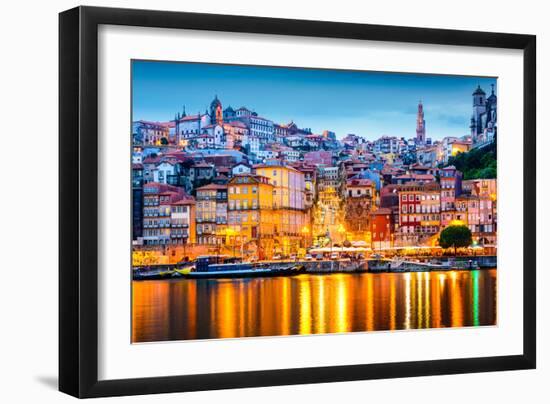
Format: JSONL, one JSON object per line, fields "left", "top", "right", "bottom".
{"left": 281, "top": 149, "right": 300, "bottom": 162}
{"left": 373, "top": 136, "right": 400, "bottom": 154}
{"left": 231, "top": 163, "right": 252, "bottom": 176}
{"left": 257, "top": 149, "right": 280, "bottom": 161}
{"left": 242, "top": 133, "right": 260, "bottom": 156}
{"left": 175, "top": 113, "right": 211, "bottom": 144}
{"left": 153, "top": 161, "right": 177, "bottom": 184}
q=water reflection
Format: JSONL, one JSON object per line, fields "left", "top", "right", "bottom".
{"left": 132, "top": 269, "right": 497, "bottom": 343}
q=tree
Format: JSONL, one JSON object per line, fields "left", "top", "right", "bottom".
{"left": 445, "top": 141, "right": 497, "bottom": 180}
{"left": 439, "top": 225, "right": 473, "bottom": 255}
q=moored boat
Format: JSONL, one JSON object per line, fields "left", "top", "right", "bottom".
{"left": 185, "top": 262, "right": 306, "bottom": 279}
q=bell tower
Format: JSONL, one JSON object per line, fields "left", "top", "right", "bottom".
{"left": 210, "top": 95, "right": 223, "bottom": 125}
{"left": 416, "top": 100, "right": 426, "bottom": 144}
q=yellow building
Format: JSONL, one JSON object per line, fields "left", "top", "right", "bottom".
{"left": 254, "top": 164, "right": 308, "bottom": 256}
{"left": 227, "top": 174, "right": 274, "bottom": 259}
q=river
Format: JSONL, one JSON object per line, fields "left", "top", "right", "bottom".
{"left": 132, "top": 269, "right": 496, "bottom": 343}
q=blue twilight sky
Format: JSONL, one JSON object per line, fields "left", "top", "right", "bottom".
{"left": 132, "top": 60, "right": 497, "bottom": 141}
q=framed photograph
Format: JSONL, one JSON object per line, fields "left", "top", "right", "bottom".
{"left": 59, "top": 6, "right": 536, "bottom": 398}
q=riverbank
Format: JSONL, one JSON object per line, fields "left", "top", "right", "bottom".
{"left": 132, "top": 255, "right": 497, "bottom": 280}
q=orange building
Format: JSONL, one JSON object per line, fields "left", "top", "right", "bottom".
{"left": 254, "top": 164, "right": 308, "bottom": 255}
{"left": 227, "top": 174, "right": 274, "bottom": 259}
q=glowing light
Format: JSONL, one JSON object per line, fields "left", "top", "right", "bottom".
{"left": 315, "top": 277, "right": 326, "bottom": 334}
{"left": 298, "top": 278, "right": 312, "bottom": 335}
{"left": 450, "top": 219, "right": 466, "bottom": 226}
{"left": 404, "top": 273, "right": 411, "bottom": 329}
{"left": 335, "top": 275, "right": 349, "bottom": 333}
{"left": 389, "top": 275, "right": 396, "bottom": 330}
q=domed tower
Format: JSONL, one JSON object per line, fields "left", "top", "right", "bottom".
{"left": 210, "top": 95, "right": 223, "bottom": 125}
{"left": 223, "top": 105, "right": 235, "bottom": 121}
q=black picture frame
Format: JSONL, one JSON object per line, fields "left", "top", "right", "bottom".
{"left": 59, "top": 6, "right": 536, "bottom": 398}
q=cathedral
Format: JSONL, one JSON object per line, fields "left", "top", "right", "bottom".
{"left": 470, "top": 84, "right": 497, "bottom": 145}
{"left": 172, "top": 96, "right": 248, "bottom": 150}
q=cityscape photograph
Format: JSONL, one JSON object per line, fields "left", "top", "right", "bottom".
{"left": 131, "top": 60, "right": 497, "bottom": 343}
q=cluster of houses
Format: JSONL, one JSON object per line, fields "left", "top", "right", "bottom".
{"left": 132, "top": 86, "right": 497, "bottom": 260}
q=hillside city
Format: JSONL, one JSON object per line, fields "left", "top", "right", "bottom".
{"left": 131, "top": 84, "right": 497, "bottom": 264}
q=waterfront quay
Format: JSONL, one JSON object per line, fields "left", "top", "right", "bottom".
{"left": 132, "top": 255, "right": 497, "bottom": 280}
{"left": 132, "top": 268, "right": 497, "bottom": 342}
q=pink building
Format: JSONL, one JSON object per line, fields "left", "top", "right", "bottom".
{"left": 303, "top": 151, "right": 332, "bottom": 166}
{"left": 440, "top": 166, "right": 463, "bottom": 227}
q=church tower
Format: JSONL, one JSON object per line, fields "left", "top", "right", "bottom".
{"left": 472, "top": 85, "right": 487, "bottom": 138}
{"left": 210, "top": 95, "right": 223, "bottom": 125}
{"left": 416, "top": 101, "right": 426, "bottom": 144}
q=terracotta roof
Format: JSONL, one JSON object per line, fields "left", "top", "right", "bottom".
{"left": 143, "top": 156, "right": 161, "bottom": 164}
{"left": 347, "top": 178, "right": 374, "bottom": 187}
{"left": 394, "top": 174, "right": 435, "bottom": 181}
{"left": 156, "top": 160, "right": 175, "bottom": 166}
{"left": 192, "top": 162, "right": 214, "bottom": 168}
{"left": 196, "top": 183, "right": 228, "bottom": 191}
{"left": 180, "top": 114, "right": 201, "bottom": 122}
{"left": 172, "top": 197, "right": 196, "bottom": 205}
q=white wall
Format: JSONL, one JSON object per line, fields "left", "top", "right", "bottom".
{"left": 0, "top": 0, "right": 547, "bottom": 403}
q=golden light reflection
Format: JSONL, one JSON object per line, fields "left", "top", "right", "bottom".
{"left": 131, "top": 269, "right": 497, "bottom": 343}
{"left": 218, "top": 283, "right": 236, "bottom": 338}
{"left": 315, "top": 277, "right": 327, "bottom": 334}
{"left": 335, "top": 275, "right": 350, "bottom": 333}
{"left": 424, "top": 271, "right": 431, "bottom": 328}
{"left": 389, "top": 275, "right": 396, "bottom": 331}
{"left": 280, "top": 277, "right": 291, "bottom": 335}
{"left": 404, "top": 273, "right": 411, "bottom": 329}
{"left": 450, "top": 271, "right": 464, "bottom": 327}
{"left": 298, "top": 277, "right": 312, "bottom": 335}
{"left": 366, "top": 274, "right": 374, "bottom": 331}
{"left": 416, "top": 272, "right": 423, "bottom": 328}
{"left": 431, "top": 273, "right": 441, "bottom": 328}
